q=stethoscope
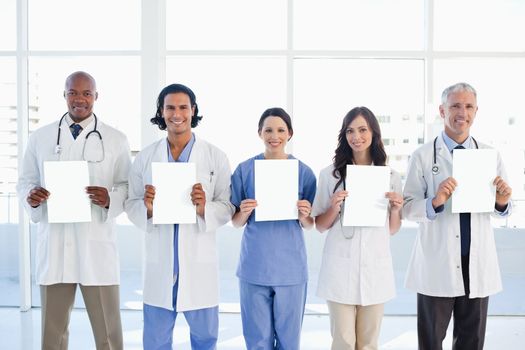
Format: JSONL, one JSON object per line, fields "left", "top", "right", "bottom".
{"left": 432, "top": 136, "right": 478, "bottom": 175}
{"left": 55, "top": 112, "right": 105, "bottom": 162}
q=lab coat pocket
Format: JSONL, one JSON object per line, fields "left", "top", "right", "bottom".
{"left": 318, "top": 253, "right": 350, "bottom": 301}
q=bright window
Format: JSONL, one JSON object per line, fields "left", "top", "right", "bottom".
{"left": 28, "top": 0, "right": 140, "bottom": 50}
{"left": 166, "top": 0, "right": 287, "bottom": 50}
{"left": 294, "top": 0, "right": 424, "bottom": 50}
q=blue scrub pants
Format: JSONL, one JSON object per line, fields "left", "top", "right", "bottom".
{"left": 143, "top": 282, "right": 219, "bottom": 350}
{"left": 240, "top": 281, "right": 307, "bottom": 350}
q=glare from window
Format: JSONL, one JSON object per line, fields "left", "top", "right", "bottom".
{"left": 28, "top": 0, "right": 140, "bottom": 50}
{"left": 434, "top": 0, "right": 525, "bottom": 51}
{"left": 166, "top": 0, "right": 287, "bottom": 50}
{"left": 0, "top": 0, "right": 16, "bottom": 50}
{"left": 294, "top": 0, "right": 424, "bottom": 50}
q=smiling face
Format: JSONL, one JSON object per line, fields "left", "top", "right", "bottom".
{"left": 64, "top": 73, "right": 98, "bottom": 123}
{"left": 259, "top": 116, "right": 291, "bottom": 158}
{"left": 161, "top": 92, "right": 195, "bottom": 137}
{"left": 440, "top": 90, "right": 478, "bottom": 143}
{"left": 345, "top": 115, "right": 373, "bottom": 155}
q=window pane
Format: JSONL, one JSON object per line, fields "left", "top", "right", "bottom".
{"left": 166, "top": 0, "right": 287, "bottom": 50}
{"left": 434, "top": 58, "right": 525, "bottom": 207}
{"left": 28, "top": 0, "right": 140, "bottom": 50}
{"left": 0, "top": 0, "right": 16, "bottom": 50}
{"left": 435, "top": 0, "right": 525, "bottom": 51}
{"left": 0, "top": 58, "right": 18, "bottom": 306}
{"left": 28, "top": 57, "right": 141, "bottom": 151}
{"left": 294, "top": 0, "right": 424, "bottom": 50}
{"left": 294, "top": 58, "right": 425, "bottom": 178}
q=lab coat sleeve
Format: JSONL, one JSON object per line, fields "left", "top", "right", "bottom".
{"left": 311, "top": 166, "right": 333, "bottom": 217}
{"left": 16, "top": 132, "right": 44, "bottom": 223}
{"left": 103, "top": 137, "right": 132, "bottom": 222}
{"left": 402, "top": 150, "right": 431, "bottom": 223}
{"left": 125, "top": 153, "right": 159, "bottom": 233}
{"left": 197, "top": 150, "right": 235, "bottom": 233}
{"left": 492, "top": 150, "right": 513, "bottom": 218}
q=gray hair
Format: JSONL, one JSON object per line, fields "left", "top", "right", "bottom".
{"left": 441, "top": 82, "right": 477, "bottom": 105}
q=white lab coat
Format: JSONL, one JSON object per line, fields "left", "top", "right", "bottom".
{"left": 17, "top": 118, "right": 131, "bottom": 285}
{"left": 312, "top": 164, "right": 401, "bottom": 306}
{"left": 403, "top": 134, "right": 510, "bottom": 298}
{"left": 125, "top": 136, "right": 234, "bottom": 312}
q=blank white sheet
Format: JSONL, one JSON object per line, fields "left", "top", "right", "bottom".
{"left": 452, "top": 149, "right": 496, "bottom": 213}
{"left": 343, "top": 165, "right": 389, "bottom": 227}
{"left": 254, "top": 159, "right": 299, "bottom": 222}
{"left": 152, "top": 162, "right": 196, "bottom": 224}
{"left": 43, "top": 160, "right": 91, "bottom": 223}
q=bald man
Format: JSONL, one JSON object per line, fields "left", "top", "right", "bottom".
{"left": 17, "top": 71, "right": 131, "bottom": 350}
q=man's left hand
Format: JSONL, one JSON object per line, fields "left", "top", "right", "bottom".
{"left": 493, "top": 176, "right": 512, "bottom": 209}
{"left": 86, "top": 186, "right": 110, "bottom": 208}
{"left": 191, "top": 183, "right": 206, "bottom": 217}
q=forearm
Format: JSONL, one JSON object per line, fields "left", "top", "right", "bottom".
{"left": 231, "top": 210, "right": 250, "bottom": 228}
{"left": 315, "top": 207, "right": 339, "bottom": 233}
{"left": 389, "top": 209, "right": 402, "bottom": 234}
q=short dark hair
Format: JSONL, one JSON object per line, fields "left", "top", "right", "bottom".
{"left": 332, "top": 106, "right": 387, "bottom": 191}
{"left": 257, "top": 107, "right": 294, "bottom": 139}
{"left": 150, "top": 83, "right": 203, "bottom": 129}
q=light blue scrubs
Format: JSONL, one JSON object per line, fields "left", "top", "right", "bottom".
{"left": 143, "top": 134, "right": 219, "bottom": 350}
{"left": 230, "top": 153, "right": 317, "bottom": 350}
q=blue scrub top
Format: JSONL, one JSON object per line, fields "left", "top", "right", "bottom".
{"left": 167, "top": 134, "right": 196, "bottom": 278}
{"left": 230, "top": 153, "right": 317, "bottom": 286}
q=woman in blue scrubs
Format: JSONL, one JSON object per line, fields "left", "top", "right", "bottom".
{"left": 230, "top": 107, "right": 317, "bottom": 350}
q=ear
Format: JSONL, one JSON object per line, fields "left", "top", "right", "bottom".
{"left": 94, "top": 92, "right": 99, "bottom": 101}
{"left": 288, "top": 130, "right": 293, "bottom": 141}
{"left": 63, "top": 91, "right": 66, "bottom": 99}
{"left": 192, "top": 105, "right": 196, "bottom": 116}
{"left": 438, "top": 104, "right": 445, "bottom": 119}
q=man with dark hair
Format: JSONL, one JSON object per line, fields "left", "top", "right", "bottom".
{"left": 126, "top": 83, "right": 234, "bottom": 349}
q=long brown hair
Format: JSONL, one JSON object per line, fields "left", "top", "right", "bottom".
{"left": 332, "top": 106, "right": 387, "bottom": 191}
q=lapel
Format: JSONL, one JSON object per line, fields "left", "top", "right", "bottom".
{"left": 435, "top": 134, "right": 453, "bottom": 178}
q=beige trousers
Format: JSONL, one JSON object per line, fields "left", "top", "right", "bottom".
{"left": 327, "top": 300, "right": 385, "bottom": 350}
{"left": 40, "top": 284, "right": 123, "bottom": 350}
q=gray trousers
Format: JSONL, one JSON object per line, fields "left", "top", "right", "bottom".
{"left": 40, "top": 283, "right": 123, "bottom": 350}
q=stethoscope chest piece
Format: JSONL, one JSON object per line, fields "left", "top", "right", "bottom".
{"left": 432, "top": 164, "right": 439, "bottom": 175}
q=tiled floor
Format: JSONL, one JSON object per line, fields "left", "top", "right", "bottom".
{"left": 1, "top": 307, "right": 524, "bottom": 349}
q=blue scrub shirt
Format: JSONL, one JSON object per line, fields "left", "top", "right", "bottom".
{"left": 230, "top": 153, "right": 317, "bottom": 286}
